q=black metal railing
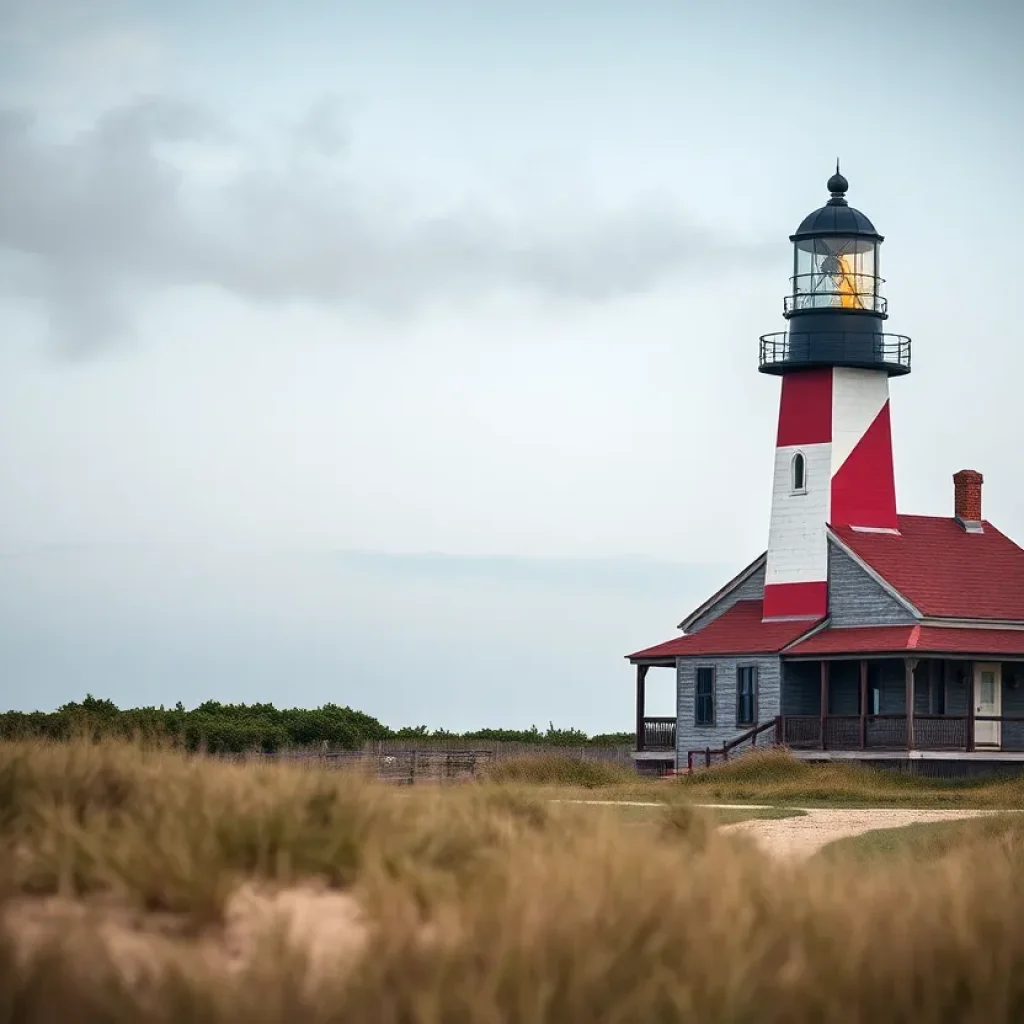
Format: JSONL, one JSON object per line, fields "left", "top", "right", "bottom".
{"left": 641, "top": 717, "right": 676, "bottom": 750}
{"left": 759, "top": 331, "right": 911, "bottom": 372}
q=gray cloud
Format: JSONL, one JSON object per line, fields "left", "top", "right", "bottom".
{"left": 0, "top": 94, "right": 767, "bottom": 354}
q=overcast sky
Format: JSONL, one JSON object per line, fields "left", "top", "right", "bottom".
{"left": 1, "top": 0, "right": 1022, "bottom": 730}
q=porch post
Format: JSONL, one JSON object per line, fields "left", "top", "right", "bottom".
{"left": 859, "top": 659, "right": 868, "bottom": 750}
{"left": 635, "top": 664, "right": 649, "bottom": 752}
{"left": 819, "top": 660, "right": 829, "bottom": 750}
{"left": 905, "top": 658, "right": 917, "bottom": 750}
{"left": 966, "top": 661, "right": 975, "bottom": 752}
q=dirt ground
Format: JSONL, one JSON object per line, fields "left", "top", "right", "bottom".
{"left": 719, "top": 808, "right": 1001, "bottom": 859}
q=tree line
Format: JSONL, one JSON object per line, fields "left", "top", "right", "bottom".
{"left": 0, "top": 695, "right": 632, "bottom": 753}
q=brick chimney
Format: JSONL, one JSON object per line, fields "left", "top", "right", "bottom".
{"left": 953, "top": 469, "right": 984, "bottom": 532}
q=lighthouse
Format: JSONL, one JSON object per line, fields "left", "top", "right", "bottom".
{"left": 758, "top": 168, "right": 911, "bottom": 621}
{"left": 629, "top": 169, "right": 1024, "bottom": 774}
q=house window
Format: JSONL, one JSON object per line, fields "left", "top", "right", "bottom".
{"left": 791, "top": 452, "right": 807, "bottom": 494}
{"left": 737, "top": 665, "right": 758, "bottom": 726}
{"left": 695, "top": 667, "right": 716, "bottom": 726}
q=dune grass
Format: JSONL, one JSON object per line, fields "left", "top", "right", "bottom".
{"left": 502, "top": 748, "right": 1024, "bottom": 808}
{"left": 4, "top": 739, "right": 1024, "bottom": 1021}
{"left": 482, "top": 753, "right": 639, "bottom": 788}
{"left": 674, "top": 748, "right": 1024, "bottom": 807}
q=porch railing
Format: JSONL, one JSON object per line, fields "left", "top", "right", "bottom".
{"left": 641, "top": 717, "right": 676, "bottom": 751}
{"left": 913, "top": 715, "right": 968, "bottom": 749}
{"left": 686, "top": 718, "right": 781, "bottom": 771}
{"left": 867, "top": 714, "right": 907, "bottom": 748}
{"left": 779, "top": 714, "right": 1019, "bottom": 751}
{"left": 646, "top": 713, "right": 1024, "bottom": 768}
{"left": 780, "top": 716, "right": 821, "bottom": 748}
{"left": 781, "top": 714, "right": 948, "bottom": 750}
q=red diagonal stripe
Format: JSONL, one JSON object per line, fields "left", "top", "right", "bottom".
{"left": 830, "top": 400, "right": 897, "bottom": 529}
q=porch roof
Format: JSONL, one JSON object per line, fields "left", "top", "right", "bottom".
{"left": 784, "top": 623, "right": 1024, "bottom": 657}
{"left": 628, "top": 599, "right": 821, "bottom": 662}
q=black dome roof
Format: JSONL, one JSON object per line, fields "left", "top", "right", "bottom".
{"left": 791, "top": 168, "right": 882, "bottom": 242}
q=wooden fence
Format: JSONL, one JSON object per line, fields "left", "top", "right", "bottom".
{"left": 222, "top": 740, "right": 634, "bottom": 784}
{"left": 359, "top": 739, "right": 633, "bottom": 765}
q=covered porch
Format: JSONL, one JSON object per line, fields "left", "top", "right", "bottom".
{"left": 780, "top": 656, "right": 1024, "bottom": 752}
{"left": 632, "top": 663, "right": 677, "bottom": 770}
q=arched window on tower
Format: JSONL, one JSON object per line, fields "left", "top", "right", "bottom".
{"left": 791, "top": 452, "right": 807, "bottom": 494}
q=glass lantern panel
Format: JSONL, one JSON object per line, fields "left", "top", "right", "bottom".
{"left": 792, "top": 238, "right": 879, "bottom": 312}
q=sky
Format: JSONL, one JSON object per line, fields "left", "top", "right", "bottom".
{"left": 0, "top": 0, "right": 1022, "bottom": 730}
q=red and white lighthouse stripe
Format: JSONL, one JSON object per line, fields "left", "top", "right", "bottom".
{"left": 763, "top": 367, "right": 897, "bottom": 620}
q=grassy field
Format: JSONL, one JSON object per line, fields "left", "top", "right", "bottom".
{"left": 488, "top": 747, "right": 1024, "bottom": 808}
{"left": 4, "top": 739, "right": 1024, "bottom": 1022}
{"left": 819, "top": 812, "right": 1024, "bottom": 863}
{"left": 553, "top": 800, "right": 805, "bottom": 826}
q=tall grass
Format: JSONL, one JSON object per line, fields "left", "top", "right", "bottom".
{"left": 3, "top": 739, "right": 1024, "bottom": 1022}
{"left": 676, "top": 747, "right": 1024, "bottom": 806}
{"left": 482, "top": 753, "right": 638, "bottom": 787}
{"left": 483, "top": 747, "right": 1024, "bottom": 808}
{"left": 819, "top": 812, "right": 1024, "bottom": 863}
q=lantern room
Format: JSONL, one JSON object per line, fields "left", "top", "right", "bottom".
{"left": 759, "top": 167, "right": 911, "bottom": 377}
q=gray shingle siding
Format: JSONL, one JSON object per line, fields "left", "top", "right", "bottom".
{"left": 676, "top": 655, "right": 780, "bottom": 759}
{"left": 827, "top": 541, "right": 917, "bottom": 626}
{"left": 686, "top": 562, "right": 765, "bottom": 634}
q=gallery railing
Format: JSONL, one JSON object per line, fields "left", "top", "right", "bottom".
{"left": 759, "top": 331, "right": 911, "bottom": 373}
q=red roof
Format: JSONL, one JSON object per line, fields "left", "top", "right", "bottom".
{"left": 785, "top": 624, "right": 1024, "bottom": 657}
{"left": 629, "top": 600, "right": 821, "bottom": 661}
{"left": 833, "top": 516, "right": 1024, "bottom": 622}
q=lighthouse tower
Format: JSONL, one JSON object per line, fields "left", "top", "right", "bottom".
{"left": 759, "top": 169, "right": 911, "bottom": 621}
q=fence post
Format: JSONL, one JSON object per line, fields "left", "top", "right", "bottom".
{"left": 705, "top": 746, "right": 710, "bottom": 768}
{"left": 410, "top": 749, "right": 418, "bottom": 785}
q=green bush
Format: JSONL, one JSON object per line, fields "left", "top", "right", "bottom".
{"left": 0, "top": 698, "right": 631, "bottom": 754}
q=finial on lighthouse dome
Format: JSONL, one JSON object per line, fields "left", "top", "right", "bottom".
{"left": 826, "top": 160, "right": 849, "bottom": 205}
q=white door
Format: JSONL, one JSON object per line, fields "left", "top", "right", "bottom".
{"left": 974, "top": 663, "right": 1002, "bottom": 749}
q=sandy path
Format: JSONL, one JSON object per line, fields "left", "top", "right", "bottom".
{"left": 720, "top": 808, "right": 1002, "bottom": 859}
{"left": 553, "top": 800, "right": 1017, "bottom": 859}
